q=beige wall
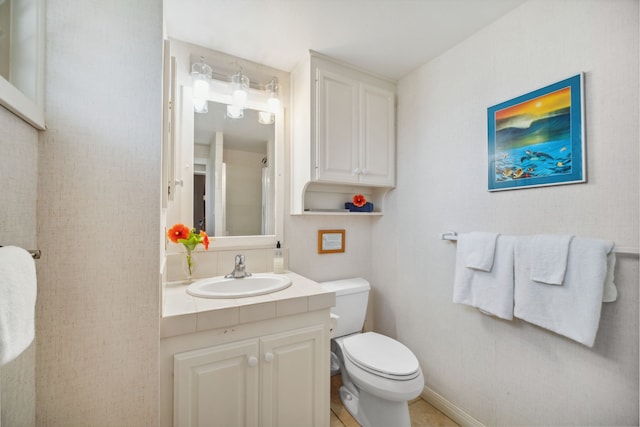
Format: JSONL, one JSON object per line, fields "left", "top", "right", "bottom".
{"left": 0, "top": 105, "right": 38, "bottom": 426}
{"left": 372, "top": 0, "right": 639, "bottom": 425}
{"left": 35, "top": 1, "right": 162, "bottom": 425}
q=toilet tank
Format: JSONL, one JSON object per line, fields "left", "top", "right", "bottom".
{"left": 320, "top": 278, "right": 370, "bottom": 338}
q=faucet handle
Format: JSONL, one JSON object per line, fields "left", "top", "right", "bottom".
{"left": 235, "top": 254, "right": 244, "bottom": 265}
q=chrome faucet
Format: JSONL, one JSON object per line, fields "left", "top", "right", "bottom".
{"left": 225, "top": 254, "right": 252, "bottom": 279}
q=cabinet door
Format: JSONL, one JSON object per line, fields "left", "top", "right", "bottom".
{"left": 260, "top": 325, "right": 327, "bottom": 427}
{"left": 174, "top": 339, "right": 260, "bottom": 427}
{"left": 316, "top": 68, "right": 359, "bottom": 183}
{"left": 360, "top": 83, "right": 395, "bottom": 186}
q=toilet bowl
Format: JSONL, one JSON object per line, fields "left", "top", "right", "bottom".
{"left": 321, "top": 278, "right": 425, "bottom": 427}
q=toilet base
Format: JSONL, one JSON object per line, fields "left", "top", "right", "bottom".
{"left": 339, "top": 384, "right": 411, "bottom": 427}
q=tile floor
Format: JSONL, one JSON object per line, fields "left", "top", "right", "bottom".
{"left": 330, "top": 374, "right": 459, "bottom": 427}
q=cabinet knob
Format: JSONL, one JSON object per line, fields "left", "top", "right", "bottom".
{"left": 361, "top": 168, "right": 368, "bottom": 175}
{"left": 264, "top": 352, "right": 274, "bottom": 363}
{"left": 352, "top": 168, "right": 361, "bottom": 175}
{"left": 247, "top": 356, "right": 258, "bottom": 367}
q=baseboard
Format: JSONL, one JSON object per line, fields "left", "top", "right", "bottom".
{"left": 421, "top": 385, "right": 485, "bottom": 427}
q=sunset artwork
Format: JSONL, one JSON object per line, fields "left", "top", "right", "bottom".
{"left": 487, "top": 74, "right": 585, "bottom": 191}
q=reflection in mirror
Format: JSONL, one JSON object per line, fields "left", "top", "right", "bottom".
{"left": 193, "top": 101, "right": 275, "bottom": 237}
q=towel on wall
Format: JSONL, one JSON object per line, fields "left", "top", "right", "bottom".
{"left": 463, "top": 232, "right": 500, "bottom": 272}
{"left": 0, "top": 246, "right": 37, "bottom": 366}
{"left": 514, "top": 236, "right": 615, "bottom": 347}
{"left": 453, "top": 234, "right": 515, "bottom": 320}
{"left": 530, "top": 234, "right": 574, "bottom": 285}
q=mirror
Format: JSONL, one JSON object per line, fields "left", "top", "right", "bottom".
{"left": 0, "top": 0, "right": 45, "bottom": 129}
{"left": 165, "top": 41, "right": 286, "bottom": 250}
{"left": 193, "top": 101, "right": 275, "bottom": 237}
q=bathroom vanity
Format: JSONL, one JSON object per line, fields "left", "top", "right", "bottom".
{"left": 160, "top": 272, "right": 335, "bottom": 427}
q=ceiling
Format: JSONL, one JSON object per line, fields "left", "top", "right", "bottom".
{"left": 165, "top": 0, "right": 527, "bottom": 81}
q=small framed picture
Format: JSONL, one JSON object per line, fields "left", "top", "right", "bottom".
{"left": 487, "top": 73, "right": 585, "bottom": 191}
{"left": 318, "top": 230, "right": 345, "bottom": 254}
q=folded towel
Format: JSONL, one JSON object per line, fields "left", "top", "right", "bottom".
{"left": 514, "top": 236, "right": 614, "bottom": 347}
{"left": 453, "top": 235, "right": 515, "bottom": 320}
{"left": 0, "top": 246, "right": 37, "bottom": 366}
{"left": 530, "top": 234, "right": 574, "bottom": 285}
{"left": 463, "top": 232, "right": 500, "bottom": 272}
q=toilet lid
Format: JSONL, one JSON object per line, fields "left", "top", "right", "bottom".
{"left": 342, "top": 332, "right": 420, "bottom": 378}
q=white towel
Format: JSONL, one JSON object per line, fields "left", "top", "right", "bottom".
{"left": 463, "top": 232, "right": 500, "bottom": 271}
{"left": 602, "top": 251, "right": 617, "bottom": 303}
{"left": 453, "top": 235, "right": 515, "bottom": 320}
{"left": 530, "top": 234, "right": 574, "bottom": 285}
{"left": 0, "top": 246, "right": 37, "bottom": 366}
{"left": 514, "top": 236, "right": 614, "bottom": 347}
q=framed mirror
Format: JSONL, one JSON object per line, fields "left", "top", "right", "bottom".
{"left": 0, "top": 0, "right": 45, "bottom": 129}
{"left": 173, "top": 83, "right": 284, "bottom": 250}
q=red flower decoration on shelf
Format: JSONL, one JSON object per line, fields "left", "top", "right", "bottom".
{"left": 352, "top": 194, "right": 367, "bottom": 208}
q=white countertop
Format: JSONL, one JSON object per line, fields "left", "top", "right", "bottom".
{"left": 161, "top": 271, "right": 336, "bottom": 338}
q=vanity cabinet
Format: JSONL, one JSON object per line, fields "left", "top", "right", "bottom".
{"left": 291, "top": 51, "right": 396, "bottom": 214}
{"left": 173, "top": 324, "right": 327, "bottom": 427}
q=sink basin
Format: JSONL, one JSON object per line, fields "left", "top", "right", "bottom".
{"left": 186, "top": 273, "right": 292, "bottom": 299}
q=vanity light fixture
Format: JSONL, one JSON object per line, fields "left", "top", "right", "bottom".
{"left": 191, "top": 56, "right": 212, "bottom": 114}
{"left": 266, "top": 77, "right": 280, "bottom": 114}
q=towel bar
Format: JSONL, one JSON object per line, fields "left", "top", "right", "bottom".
{"left": 0, "top": 246, "right": 41, "bottom": 259}
{"left": 439, "top": 231, "right": 639, "bottom": 255}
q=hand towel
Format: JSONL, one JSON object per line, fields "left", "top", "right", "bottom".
{"left": 453, "top": 234, "right": 515, "bottom": 320}
{"left": 514, "top": 236, "right": 614, "bottom": 347}
{"left": 530, "top": 234, "right": 574, "bottom": 285}
{"left": 0, "top": 246, "right": 37, "bottom": 366}
{"left": 463, "top": 232, "right": 500, "bottom": 272}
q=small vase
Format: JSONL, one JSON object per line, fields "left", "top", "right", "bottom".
{"left": 181, "top": 248, "right": 199, "bottom": 282}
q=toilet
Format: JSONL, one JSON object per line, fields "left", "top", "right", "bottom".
{"left": 321, "top": 278, "right": 424, "bottom": 427}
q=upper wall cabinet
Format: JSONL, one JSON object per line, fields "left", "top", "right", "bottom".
{"left": 291, "top": 51, "right": 396, "bottom": 215}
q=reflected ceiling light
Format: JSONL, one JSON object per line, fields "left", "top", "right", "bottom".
{"left": 227, "top": 105, "right": 244, "bottom": 119}
{"left": 266, "top": 77, "right": 280, "bottom": 114}
{"left": 191, "top": 56, "right": 212, "bottom": 114}
{"left": 258, "top": 111, "right": 274, "bottom": 125}
{"left": 193, "top": 98, "right": 208, "bottom": 114}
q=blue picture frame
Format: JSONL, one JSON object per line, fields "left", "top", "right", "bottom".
{"left": 487, "top": 74, "right": 585, "bottom": 191}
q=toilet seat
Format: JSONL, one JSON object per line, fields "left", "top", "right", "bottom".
{"left": 342, "top": 332, "right": 421, "bottom": 380}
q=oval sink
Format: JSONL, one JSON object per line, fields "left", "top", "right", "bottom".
{"left": 187, "top": 273, "right": 292, "bottom": 299}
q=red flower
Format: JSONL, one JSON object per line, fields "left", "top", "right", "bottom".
{"left": 199, "top": 231, "right": 210, "bottom": 250}
{"left": 167, "top": 224, "right": 191, "bottom": 243}
{"left": 352, "top": 194, "right": 366, "bottom": 207}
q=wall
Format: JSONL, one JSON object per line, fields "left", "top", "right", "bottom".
{"left": 0, "top": 105, "right": 37, "bottom": 426}
{"left": 372, "top": 0, "right": 639, "bottom": 425}
{"left": 35, "top": 1, "right": 162, "bottom": 424}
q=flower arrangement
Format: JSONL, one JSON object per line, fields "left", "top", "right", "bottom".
{"left": 352, "top": 194, "right": 367, "bottom": 207}
{"left": 167, "top": 224, "right": 210, "bottom": 279}
{"left": 345, "top": 194, "right": 373, "bottom": 212}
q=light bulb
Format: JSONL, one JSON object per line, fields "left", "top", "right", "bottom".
{"left": 193, "top": 98, "right": 208, "bottom": 113}
{"left": 227, "top": 105, "right": 244, "bottom": 119}
{"left": 193, "top": 78, "right": 210, "bottom": 99}
{"left": 267, "top": 96, "right": 280, "bottom": 114}
{"left": 231, "top": 72, "right": 249, "bottom": 108}
{"left": 232, "top": 88, "right": 247, "bottom": 108}
{"left": 258, "top": 111, "right": 274, "bottom": 124}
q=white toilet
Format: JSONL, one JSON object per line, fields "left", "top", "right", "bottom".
{"left": 321, "top": 278, "right": 424, "bottom": 427}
